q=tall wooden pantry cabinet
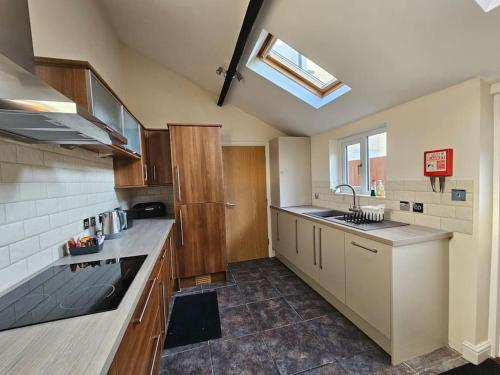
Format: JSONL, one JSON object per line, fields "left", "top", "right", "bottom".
{"left": 168, "top": 124, "right": 227, "bottom": 285}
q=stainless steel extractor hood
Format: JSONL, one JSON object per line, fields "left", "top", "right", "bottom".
{"left": 0, "top": 0, "right": 112, "bottom": 146}
{"left": 0, "top": 53, "right": 112, "bottom": 145}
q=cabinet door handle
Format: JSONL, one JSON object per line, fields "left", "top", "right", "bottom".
{"left": 148, "top": 334, "right": 161, "bottom": 375}
{"left": 133, "top": 277, "right": 156, "bottom": 324}
{"left": 319, "top": 227, "right": 323, "bottom": 269}
{"left": 351, "top": 241, "right": 378, "bottom": 254}
{"left": 295, "top": 219, "right": 298, "bottom": 254}
{"left": 276, "top": 212, "right": 280, "bottom": 241}
{"left": 153, "top": 165, "right": 157, "bottom": 182}
{"left": 160, "top": 282, "right": 167, "bottom": 335}
{"left": 175, "top": 165, "right": 182, "bottom": 202}
{"left": 313, "top": 225, "right": 317, "bottom": 266}
{"left": 143, "top": 164, "right": 148, "bottom": 181}
{"left": 170, "top": 236, "right": 174, "bottom": 280}
{"left": 179, "top": 210, "right": 184, "bottom": 247}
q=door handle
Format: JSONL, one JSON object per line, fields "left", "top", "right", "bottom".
{"left": 295, "top": 219, "right": 298, "bottom": 254}
{"left": 133, "top": 278, "right": 156, "bottom": 324}
{"left": 175, "top": 165, "right": 182, "bottom": 202}
{"left": 351, "top": 241, "right": 378, "bottom": 254}
{"left": 313, "top": 225, "right": 317, "bottom": 266}
{"left": 225, "top": 202, "right": 236, "bottom": 207}
{"left": 153, "top": 165, "right": 157, "bottom": 182}
{"left": 319, "top": 227, "right": 323, "bottom": 269}
{"left": 148, "top": 334, "right": 161, "bottom": 375}
{"left": 143, "top": 164, "right": 148, "bottom": 181}
{"left": 179, "top": 210, "right": 184, "bottom": 247}
{"left": 169, "top": 236, "right": 174, "bottom": 280}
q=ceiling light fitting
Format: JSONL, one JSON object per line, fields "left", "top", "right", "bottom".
{"left": 216, "top": 66, "right": 243, "bottom": 82}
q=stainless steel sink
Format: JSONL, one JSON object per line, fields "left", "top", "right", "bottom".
{"left": 304, "top": 210, "right": 409, "bottom": 231}
{"left": 303, "top": 210, "right": 347, "bottom": 219}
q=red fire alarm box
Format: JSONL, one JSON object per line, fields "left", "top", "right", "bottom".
{"left": 424, "top": 148, "right": 453, "bottom": 177}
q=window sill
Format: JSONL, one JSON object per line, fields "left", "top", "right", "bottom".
{"left": 331, "top": 191, "right": 386, "bottom": 199}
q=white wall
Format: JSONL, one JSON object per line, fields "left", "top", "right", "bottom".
{"left": 118, "top": 47, "right": 283, "bottom": 144}
{"left": 311, "top": 78, "right": 494, "bottom": 354}
{"left": 28, "top": 0, "right": 123, "bottom": 91}
{"left": 0, "top": 137, "right": 120, "bottom": 293}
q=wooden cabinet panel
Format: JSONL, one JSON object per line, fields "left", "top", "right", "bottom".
{"left": 318, "top": 225, "right": 346, "bottom": 303}
{"left": 114, "top": 126, "right": 148, "bottom": 187}
{"left": 177, "top": 203, "right": 226, "bottom": 277}
{"left": 34, "top": 64, "right": 89, "bottom": 109}
{"left": 170, "top": 126, "right": 224, "bottom": 204}
{"left": 296, "top": 218, "right": 318, "bottom": 281}
{"left": 345, "top": 234, "right": 391, "bottom": 338}
{"left": 146, "top": 130, "right": 172, "bottom": 185}
{"left": 114, "top": 273, "right": 160, "bottom": 375}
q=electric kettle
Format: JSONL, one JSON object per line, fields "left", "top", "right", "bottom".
{"left": 100, "top": 209, "right": 126, "bottom": 239}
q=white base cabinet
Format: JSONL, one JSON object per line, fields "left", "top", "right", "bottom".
{"left": 318, "top": 224, "right": 346, "bottom": 304}
{"left": 345, "top": 234, "right": 391, "bottom": 338}
{"left": 270, "top": 207, "right": 449, "bottom": 365}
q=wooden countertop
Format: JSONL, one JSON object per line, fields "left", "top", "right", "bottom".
{"left": 272, "top": 205, "right": 453, "bottom": 246}
{"left": 0, "top": 218, "right": 174, "bottom": 375}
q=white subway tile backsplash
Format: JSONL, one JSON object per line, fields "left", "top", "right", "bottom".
{"left": 0, "top": 183, "right": 21, "bottom": 203}
{"left": 19, "top": 183, "right": 47, "bottom": 202}
{"left": 16, "top": 146, "right": 44, "bottom": 166}
{"left": 455, "top": 207, "right": 473, "bottom": 220}
{"left": 9, "top": 236, "right": 40, "bottom": 263}
{"left": 5, "top": 201, "right": 36, "bottom": 223}
{"left": 0, "top": 141, "right": 17, "bottom": 163}
{"left": 0, "top": 246, "right": 10, "bottom": 269}
{"left": 415, "top": 192, "right": 442, "bottom": 204}
{"left": 1, "top": 163, "right": 33, "bottom": 182}
{"left": 441, "top": 218, "right": 473, "bottom": 234}
{"left": 0, "top": 222, "right": 25, "bottom": 247}
{"left": 0, "top": 260, "right": 28, "bottom": 291}
{"left": 425, "top": 204, "right": 455, "bottom": 218}
{"left": 414, "top": 214, "right": 441, "bottom": 229}
{"left": 24, "top": 216, "right": 50, "bottom": 237}
{"left": 27, "top": 248, "right": 54, "bottom": 274}
{"left": 0, "top": 137, "right": 125, "bottom": 294}
{"left": 313, "top": 178, "right": 474, "bottom": 235}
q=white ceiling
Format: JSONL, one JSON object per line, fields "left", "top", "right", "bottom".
{"left": 100, "top": 0, "right": 500, "bottom": 136}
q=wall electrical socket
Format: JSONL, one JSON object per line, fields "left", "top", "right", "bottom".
{"left": 400, "top": 201, "right": 411, "bottom": 211}
{"left": 451, "top": 189, "right": 466, "bottom": 202}
{"left": 413, "top": 202, "right": 424, "bottom": 213}
{"left": 83, "top": 218, "right": 90, "bottom": 230}
{"left": 90, "top": 216, "right": 96, "bottom": 227}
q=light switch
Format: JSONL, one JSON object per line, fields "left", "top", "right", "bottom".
{"left": 451, "top": 189, "right": 466, "bottom": 202}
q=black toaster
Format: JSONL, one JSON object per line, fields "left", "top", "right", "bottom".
{"left": 133, "top": 202, "right": 167, "bottom": 219}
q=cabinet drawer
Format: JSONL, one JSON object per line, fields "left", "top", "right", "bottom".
{"left": 345, "top": 234, "right": 391, "bottom": 338}
{"left": 114, "top": 272, "right": 161, "bottom": 375}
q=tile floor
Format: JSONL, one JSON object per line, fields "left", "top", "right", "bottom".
{"left": 160, "top": 257, "right": 468, "bottom": 375}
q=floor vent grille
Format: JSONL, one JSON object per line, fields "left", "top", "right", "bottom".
{"left": 195, "top": 274, "right": 212, "bottom": 285}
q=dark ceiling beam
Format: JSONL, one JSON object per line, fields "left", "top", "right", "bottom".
{"left": 217, "top": 0, "right": 264, "bottom": 107}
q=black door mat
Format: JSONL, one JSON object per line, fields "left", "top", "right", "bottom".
{"left": 164, "top": 291, "right": 221, "bottom": 349}
{"left": 441, "top": 359, "right": 500, "bottom": 374}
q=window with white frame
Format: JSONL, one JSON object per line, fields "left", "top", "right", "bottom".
{"left": 338, "top": 128, "right": 387, "bottom": 195}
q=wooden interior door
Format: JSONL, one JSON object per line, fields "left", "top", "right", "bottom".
{"left": 177, "top": 203, "right": 226, "bottom": 277}
{"left": 169, "top": 126, "right": 224, "bottom": 204}
{"left": 146, "top": 130, "right": 172, "bottom": 185}
{"left": 223, "top": 146, "right": 269, "bottom": 262}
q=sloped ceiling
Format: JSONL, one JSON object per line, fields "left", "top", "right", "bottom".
{"left": 100, "top": 0, "right": 500, "bottom": 136}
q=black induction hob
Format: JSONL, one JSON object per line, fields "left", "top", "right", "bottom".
{"left": 0, "top": 255, "right": 147, "bottom": 332}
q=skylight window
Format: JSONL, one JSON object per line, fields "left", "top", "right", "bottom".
{"left": 258, "top": 34, "right": 343, "bottom": 98}
{"left": 246, "top": 30, "right": 351, "bottom": 109}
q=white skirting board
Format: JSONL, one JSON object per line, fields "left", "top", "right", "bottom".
{"left": 462, "top": 340, "right": 491, "bottom": 364}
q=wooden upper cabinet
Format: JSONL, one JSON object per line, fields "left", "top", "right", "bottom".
{"left": 177, "top": 202, "right": 226, "bottom": 277}
{"left": 113, "top": 126, "right": 148, "bottom": 188}
{"left": 169, "top": 125, "right": 224, "bottom": 204}
{"left": 146, "top": 130, "right": 173, "bottom": 185}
